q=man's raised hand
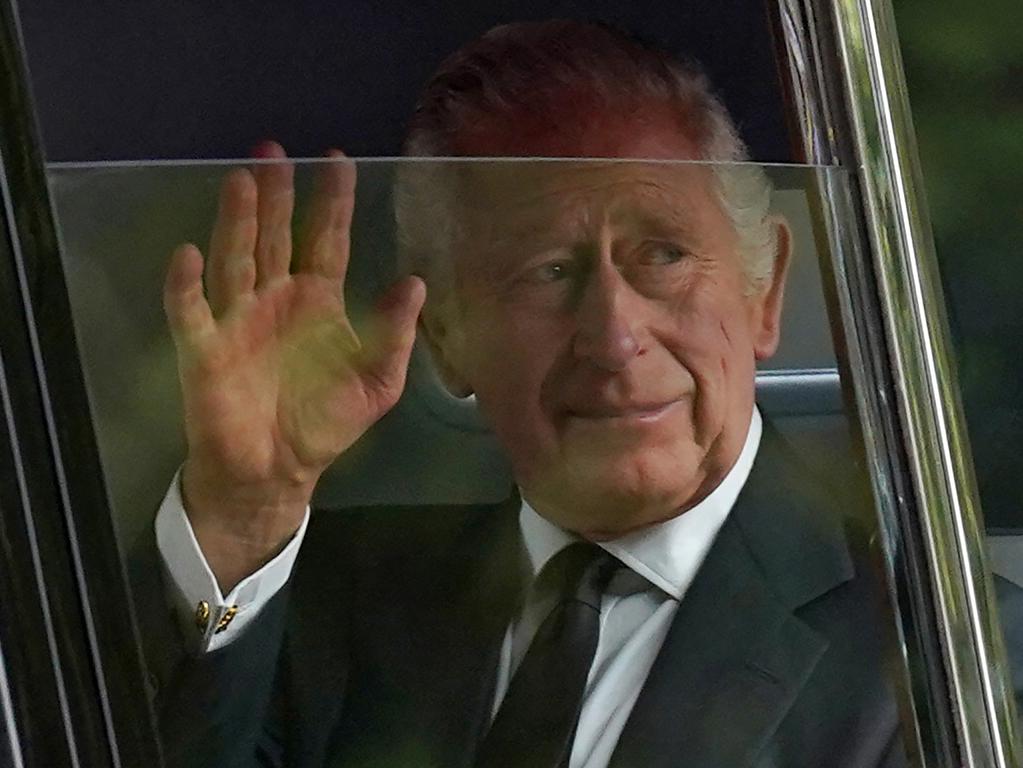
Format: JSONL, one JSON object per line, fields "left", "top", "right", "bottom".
{"left": 163, "top": 143, "right": 425, "bottom": 590}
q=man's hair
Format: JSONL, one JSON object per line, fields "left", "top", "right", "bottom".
{"left": 394, "top": 20, "right": 778, "bottom": 300}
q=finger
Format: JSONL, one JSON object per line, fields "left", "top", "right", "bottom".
{"left": 299, "top": 149, "right": 356, "bottom": 284}
{"left": 251, "top": 141, "right": 295, "bottom": 288}
{"left": 207, "top": 169, "right": 258, "bottom": 315}
{"left": 164, "top": 243, "right": 216, "bottom": 348}
{"left": 359, "top": 276, "right": 427, "bottom": 400}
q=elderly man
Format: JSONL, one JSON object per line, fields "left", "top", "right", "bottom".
{"left": 137, "top": 19, "right": 904, "bottom": 768}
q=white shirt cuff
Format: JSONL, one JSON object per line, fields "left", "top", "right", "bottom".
{"left": 154, "top": 469, "right": 310, "bottom": 653}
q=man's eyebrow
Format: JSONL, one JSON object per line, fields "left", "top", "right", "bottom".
{"left": 598, "top": 179, "right": 703, "bottom": 235}
{"left": 625, "top": 208, "right": 700, "bottom": 241}
{"left": 484, "top": 202, "right": 591, "bottom": 244}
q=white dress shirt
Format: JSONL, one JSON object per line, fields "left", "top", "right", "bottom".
{"left": 156, "top": 408, "right": 763, "bottom": 766}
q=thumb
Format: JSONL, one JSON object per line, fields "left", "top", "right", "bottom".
{"left": 359, "top": 275, "right": 427, "bottom": 398}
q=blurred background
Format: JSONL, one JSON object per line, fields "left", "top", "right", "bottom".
{"left": 894, "top": 0, "right": 1023, "bottom": 531}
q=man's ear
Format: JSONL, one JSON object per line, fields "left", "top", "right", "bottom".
{"left": 752, "top": 216, "right": 793, "bottom": 360}
{"left": 418, "top": 301, "right": 474, "bottom": 398}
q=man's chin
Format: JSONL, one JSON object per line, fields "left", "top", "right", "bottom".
{"left": 530, "top": 466, "right": 702, "bottom": 538}
{"left": 552, "top": 496, "right": 686, "bottom": 540}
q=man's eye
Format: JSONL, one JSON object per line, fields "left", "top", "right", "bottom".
{"left": 640, "top": 244, "right": 688, "bottom": 266}
{"left": 526, "top": 260, "right": 573, "bottom": 283}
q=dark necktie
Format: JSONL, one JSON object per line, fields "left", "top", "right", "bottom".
{"left": 473, "top": 541, "right": 618, "bottom": 768}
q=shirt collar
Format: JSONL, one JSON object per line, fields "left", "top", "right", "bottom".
{"left": 519, "top": 406, "right": 762, "bottom": 600}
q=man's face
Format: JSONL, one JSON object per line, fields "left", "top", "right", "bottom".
{"left": 425, "top": 117, "right": 789, "bottom": 537}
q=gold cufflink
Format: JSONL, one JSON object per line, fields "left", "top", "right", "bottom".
{"left": 195, "top": 601, "right": 210, "bottom": 632}
{"left": 214, "top": 605, "right": 239, "bottom": 634}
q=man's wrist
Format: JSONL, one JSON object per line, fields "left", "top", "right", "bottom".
{"left": 180, "top": 460, "right": 313, "bottom": 591}
{"left": 155, "top": 470, "right": 310, "bottom": 652}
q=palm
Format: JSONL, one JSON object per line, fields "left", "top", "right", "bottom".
{"left": 166, "top": 147, "right": 424, "bottom": 506}
{"left": 182, "top": 275, "right": 378, "bottom": 486}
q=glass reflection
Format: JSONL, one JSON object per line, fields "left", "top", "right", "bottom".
{"left": 48, "top": 155, "right": 907, "bottom": 768}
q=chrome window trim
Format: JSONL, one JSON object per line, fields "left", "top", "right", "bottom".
{"left": 830, "top": 2, "right": 1021, "bottom": 765}
{"left": 775, "top": 0, "right": 1021, "bottom": 765}
{"left": 0, "top": 636, "right": 24, "bottom": 768}
{"left": 0, "top": 0, "right": 165, "bottom": 764}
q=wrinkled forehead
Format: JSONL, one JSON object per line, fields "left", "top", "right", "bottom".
{"left": 450, "top": 159, "right": 725, "bottom": 243}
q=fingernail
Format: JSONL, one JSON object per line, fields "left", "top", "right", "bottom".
{"left": 251, "top": 140, "right": 284, "bottom": 158}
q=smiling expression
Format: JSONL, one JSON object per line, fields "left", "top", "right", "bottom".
{"left": 422, "top": 118, "right": 790, "bottom": 538}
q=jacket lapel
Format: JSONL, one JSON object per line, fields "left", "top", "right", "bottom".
{"left": 610, "top": 426, "right": 855, "bottom": 768}
{"left": 405, "top": 497, "right": 527, "bottom": 767}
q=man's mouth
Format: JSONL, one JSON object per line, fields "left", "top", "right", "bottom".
{"left": 564, "top": 399, "right": 682, "bottom": 423}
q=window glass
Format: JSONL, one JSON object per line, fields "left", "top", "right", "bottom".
{"left": 46, "top": 154, "right": 914, "bottom": 766}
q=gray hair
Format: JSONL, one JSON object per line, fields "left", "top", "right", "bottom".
{"left": 394, "top": 20, "right": 778, "bottom": 300}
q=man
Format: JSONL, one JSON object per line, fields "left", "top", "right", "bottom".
{"left": 135, "top": 20, "right": 905, "bottom": 768}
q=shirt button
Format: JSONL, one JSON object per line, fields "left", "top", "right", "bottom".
{"left": 214, "top": 605, "right": 239, "bottom": 634}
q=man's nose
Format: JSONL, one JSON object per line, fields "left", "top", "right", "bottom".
{"left": 571, "top": 261, "right": 643, "bottom": 371}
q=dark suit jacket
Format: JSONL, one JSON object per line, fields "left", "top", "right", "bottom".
{"left": 131, "top": 427, "right": 907, "bottom": 768}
